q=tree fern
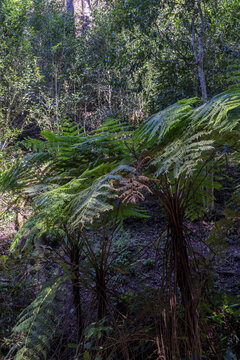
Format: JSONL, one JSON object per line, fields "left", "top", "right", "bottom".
{"left": 116, "top": 90, "right": 240, "bottom": 356}
{"left": 131, "top": 87, "right": 240, "bottom": 221}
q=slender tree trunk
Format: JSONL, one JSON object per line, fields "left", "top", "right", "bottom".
{"left": 70, "top": 243, "right": 83, "bottom": 341}
{"left": 192, "top": 0, "right": 208, "bottom": 103}
{"left": 197, "top": 55, "right": 207, "bottom": 103}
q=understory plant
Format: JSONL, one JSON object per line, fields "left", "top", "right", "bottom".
{"left": 113, "top": 88, "right": 240, "bottom": 358}
{"left": 1, "top": 88, "right": 240, "bottom": 359}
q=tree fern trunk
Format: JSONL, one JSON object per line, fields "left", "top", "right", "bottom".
{"left": 170, "top": 221, "right": 201, "bottom": 357}
{"left": 70, "top": 243, "right": 83, "bottom": 342}
{"left": 96, "top": 267, "right": 107, "bottom": 321}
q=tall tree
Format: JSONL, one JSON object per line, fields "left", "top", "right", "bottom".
{"left": 191, "top": 0, "right": 208, "bottom": 102}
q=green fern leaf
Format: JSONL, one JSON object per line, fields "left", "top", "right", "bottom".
{"left": 6, "top": 276, "right": 64, "bottom": 360}
{"left": 135, "top": 100, "right": 196, "bottom": 143}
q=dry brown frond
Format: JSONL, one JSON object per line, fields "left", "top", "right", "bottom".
{"left": 112, "top": 169, "right": 152, "bottom": 204}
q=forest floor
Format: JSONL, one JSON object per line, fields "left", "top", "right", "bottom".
{"left": 0, "top": 196, "right": 240, "bottom": 296}
{"left": 124, "top": 198, "right": 240, "bottom": 297}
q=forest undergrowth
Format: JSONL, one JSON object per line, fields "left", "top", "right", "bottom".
{"left": 0, "top": 189, "right": 239, "bottom": 360}
{"left": 1, "top": 0, "right": 240, "bottom": 359}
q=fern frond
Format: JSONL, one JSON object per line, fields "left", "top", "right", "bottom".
{"left": 135, "top": 99, "right": 197, "bottom": 144}
{"left": 68, "top": 173, "right": 119, "bottom": 229}
{"left": 0, "top": 120, "right": 129, "bottom": 198}
{"left": 152, "top": 131, "right": 214, "bottom": 178}
{"left": 6, "top": 276, "right": 64, "bottom": 360}
{"left": 192, "top": 88, "right": 240, "bottom": 132}
{"left": 10, "top": 212, "right": 49, "bottom": 251}
{"left": 10, "top": 165, "right": 122, "bottom": 244}
{"left": 117, "top": 203, "right": 149, "bottom": 220}
{"left": 0, "top": 152, "right": 51, "bottom": 193}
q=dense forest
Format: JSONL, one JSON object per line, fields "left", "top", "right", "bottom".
{"left": 0, "top": 0, "right": 240, "bottom": 359}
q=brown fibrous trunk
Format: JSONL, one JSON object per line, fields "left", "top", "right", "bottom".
{"left": 169, "top": 219, "right": 201, "bottom": 357}
{"left": 96, "top": 267, "right": 107, "bottom": 321}
{"left": 70, "top": 243, "right": 83, "bottom": 342}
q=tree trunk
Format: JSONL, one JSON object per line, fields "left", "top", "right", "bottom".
{"left": 81, "top": 0, "right": 91, "bottom": 28}
{"left": 192, "top": 0, "right": 208, "bottom": 102}
{"left": 70, "top": 243, "right": 83, "bottom": 342}
{"left": 66, "top": 0, "right": 74, "bottom": 12}
{"left": 66, "top": 0, "right": 92, "bottom": 32}
{"left": 197, "top": 53, "right": 207, "bottom": 103}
